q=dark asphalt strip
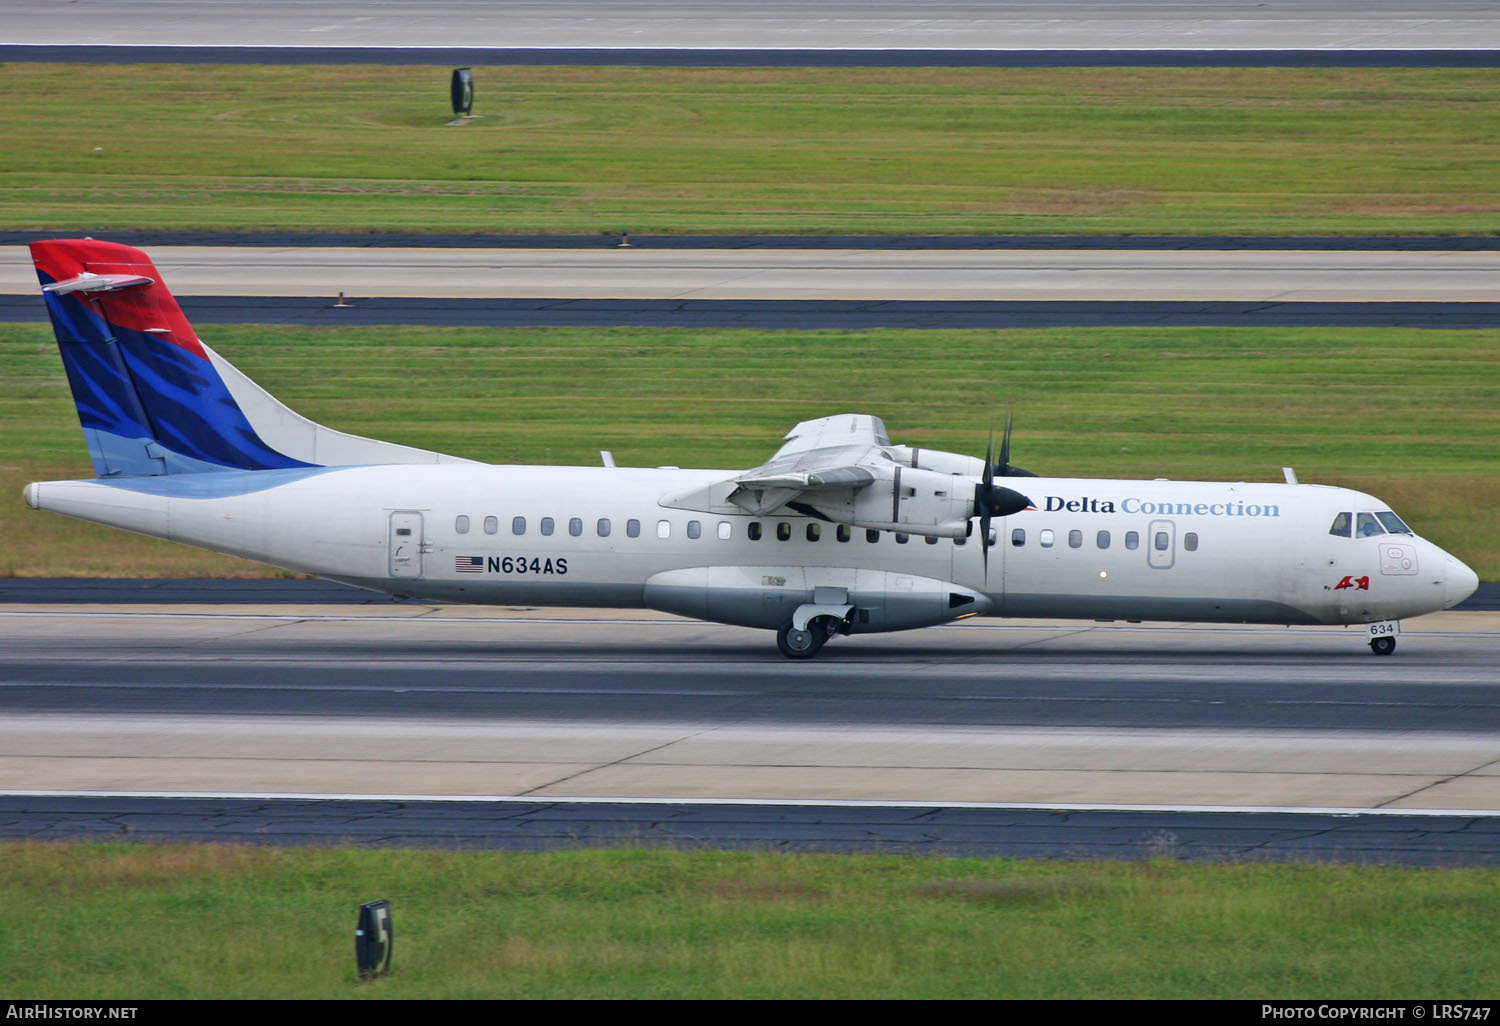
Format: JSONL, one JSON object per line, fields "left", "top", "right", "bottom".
{"left": 5, "top": 45, "right": 1500, "bottom": 68}
{"left": 4, "top": 296, "right": 1498, "bottom": 330}
{"left": 3, "top": 795, "right": 1498, "bottom": 865}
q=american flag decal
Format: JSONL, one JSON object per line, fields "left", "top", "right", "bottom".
{"left": 455, "top": 555, "right": 484, "bottom": 573}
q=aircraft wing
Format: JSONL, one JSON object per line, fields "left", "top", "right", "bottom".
{"left": 771, "top": 414, "right": 892, "bottom": 458}
{"left": 729, "top": 415, "right": 891, "bottom": 516}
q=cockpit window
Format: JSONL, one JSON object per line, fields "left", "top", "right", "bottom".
{"left": 1376, "top": 511, "right": 1412, "bottom": 535}
{"left": 1355, "top": 512, "right": 1386, "bottom": 538}
{"left": 1329, "top": 512, "right": 1352, "bottom": 538}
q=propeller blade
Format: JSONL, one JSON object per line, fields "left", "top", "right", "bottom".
{"left": 993, "top": 410, "right": 1038, "bottom": 477}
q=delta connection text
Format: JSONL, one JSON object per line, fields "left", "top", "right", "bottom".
{"left": 1046, "top": 495, "right": 1281, "bottom": 517}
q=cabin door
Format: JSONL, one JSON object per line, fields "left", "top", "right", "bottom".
{"left": 389, "top": 511, "right": 425, "bottom": 578}
{"left": 1147, "top": 519, "right": 1176, "bottom": 570}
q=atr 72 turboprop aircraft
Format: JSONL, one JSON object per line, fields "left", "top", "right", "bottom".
{"left": 25, "top": 240, "right": 1479, "bottom": 658}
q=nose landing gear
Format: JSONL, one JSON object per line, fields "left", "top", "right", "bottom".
{"left": 1367, "top": 620, "right": 1399, "bottom": 656}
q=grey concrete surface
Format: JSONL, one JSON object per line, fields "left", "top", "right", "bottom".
{"left": 10, "top": 246, "right": 1499, "bottom": 302}
{"left": 2, "top": 606, "right": 1498, "bottom": 811}
{"left": 4, "top": 1, "right": 1499, "bottom": 51}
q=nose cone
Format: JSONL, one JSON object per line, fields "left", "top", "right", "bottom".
{"left": 1444, "top": 553, "right": 1480, "bottom": 609}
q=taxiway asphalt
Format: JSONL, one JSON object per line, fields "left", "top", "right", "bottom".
{"left": 2, "top": 603, "right": 1498, "bottom": 862}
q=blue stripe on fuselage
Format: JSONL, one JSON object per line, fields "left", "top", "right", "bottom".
{"left": 94, "top": 465, "right": 345, "bottom": 498}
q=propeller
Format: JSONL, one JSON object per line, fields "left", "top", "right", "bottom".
{"left": 994, "top": 411, "right": 1037, "bottom": 478}
{"left": 974, "top": 417, "right": 1035, "bottom": 581}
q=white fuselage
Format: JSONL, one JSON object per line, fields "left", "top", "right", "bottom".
{"left": 28, "top": 464, "right": 1477, "bottom": 633}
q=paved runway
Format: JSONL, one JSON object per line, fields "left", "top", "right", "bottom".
{"left": 10, "top": 246, "right": 1498, "bottom": 302}
{"left": 7, "top": 244, "right": 1497, "bottom": 328}
{"left": 5, "top": 1, "right": 1499, "bottom": 52}
{"left": 5, "top": 246, "right": 1494, "bottom": 328}
{"left": 3, "top": 605, "right": 1498, "bottom": 810}
{"left": 2, "top": 602, "right": 1498, "bottom": 862}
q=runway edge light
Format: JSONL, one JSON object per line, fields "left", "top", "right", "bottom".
{"left": 356, "top": 899, "right": 393, "bottom": 980}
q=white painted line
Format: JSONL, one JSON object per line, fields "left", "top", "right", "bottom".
{"left": 2, "top": 44, "right": 1490, "bottom": 53}
{"left": 5, "top": 789, "right": 1498, "bottom": 817}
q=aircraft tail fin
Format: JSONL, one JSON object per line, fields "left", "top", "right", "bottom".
{"left": 31, "top": 239, "right": 473, "bottom": 477}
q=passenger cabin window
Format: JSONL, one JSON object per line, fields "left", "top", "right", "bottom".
{"left": 806, "top": 523, "right": 820, "bottom": 542}
{"left": 1356, "top": 513, "right": 1386, "bottom": 538}
{"left": 1125, "top": 531, "right": 1139, "bottom": 550}
{"left": 1068, "top": 529, "right": 1082, "bottom": 549}
{"left": 657, "top": 520, "right": 671, "bottom": 539}
{"left": 597, "top": 518, "right": 611, "bottom": 537}
{"left": 866, "top": 529, "right": 880, "bottom": 543}
{"left": 626, "top": 519, "right": 640, "bottom": 538}
{"left": 1184, "top": 532, "right": 1199, "bottom": 552}
{"left": 688, "top": 520, "right": 701, "bottom": 540}
{"left": 748, "top": 522, "right": 763, "bottom": 541}
{"left": 1097, "top": 530, "right": 1110, "bottom": 549}
{"left": 1039, "top": 529, "right": 1054, "bottom": 548}
{"left": 925, "top": 535, "right": 938, "bottom": 545}
{"left": 484, "top": 516, "right": 498, "bottom": 535}
{"left": 718, "top": 521, "right": 732, "bottom": 540}
{"left": 895, "top": 533, "right": 909, "bottom": 544}
{"left": 541, "top": 517, "right": 554, "bottom": 537}
{"left": 777, "top": 523, "right": 791, "bottom": 542}
{"left": 836, "top": 525, "right": 850, "bottom": 543}
{"left": 512, "top": 516, "right": 526, "bottom": 536}
{"left": 1154, "top": 531, "right": 1169, "bottom": 551}
{"left": 569, "top": 517, "right": 583, "bottom": 537}
{"left": 1329, "top": 512, "right": 1352, "bottom": 538}
{"left": 1012, "top": 528, "right": 1025, "bottom": 547}
{"left": 455, "top": 515, "right": 470, "bottom": 535}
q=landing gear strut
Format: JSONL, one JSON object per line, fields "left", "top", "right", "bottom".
{"left": 777, "top": 618, "right": 833, "bottom": 659}
{"left": 1369, "top": 635, "right": 1396, "bottom": 657}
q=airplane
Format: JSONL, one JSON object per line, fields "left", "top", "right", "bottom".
{"left": 24, "top": 239, "right": 1480, "bottom": 658}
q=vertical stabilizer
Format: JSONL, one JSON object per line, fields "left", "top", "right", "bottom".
{"left": 31, "top": 239, "right": 473, "bottom": 475}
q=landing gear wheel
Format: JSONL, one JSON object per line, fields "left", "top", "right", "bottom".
{"left": 1370, "top": 636, "right": 1396, "bottom": 656}
{"left": 777, "top": 621, "right": 827, "bottom": 660}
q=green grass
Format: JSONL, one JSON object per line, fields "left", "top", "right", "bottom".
{"left": 3, "top": 321, "right": 1497, "bottom": 579}
{"left": 2, "top": 844, "right": 1497, "bottom": 999}
{"left": 1, "top": 64, "right": 1498, "bottom": 235}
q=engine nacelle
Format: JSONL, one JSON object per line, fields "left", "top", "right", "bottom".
{"left": 803, "top": 464, "right": 975, "bottom": 538}
{"left": 644, "top": 565, "right": 994, "bottom": 632}
{"left": 882, "top": 445, "right": 987, "bottom": 478}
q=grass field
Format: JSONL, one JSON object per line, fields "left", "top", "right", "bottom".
{"left": 3, "top": 843, "right": 1498, "bottom": 999}
{"left": 3, "top": 320, "right": 1496, "bottom": 579}
{"left": 2, "top": 64, "right": 1498, "bottom": 236}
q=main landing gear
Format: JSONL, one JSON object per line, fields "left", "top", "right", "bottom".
{"left": 1369, "top": 635, "right": 1396, "bottom": 656}
{"left": 776, "top": 616, "right": 844, "bottom": 659}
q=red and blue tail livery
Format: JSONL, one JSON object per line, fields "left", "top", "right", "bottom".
{"left": 32, "top": 239, "right": 468, "bottom": 478}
